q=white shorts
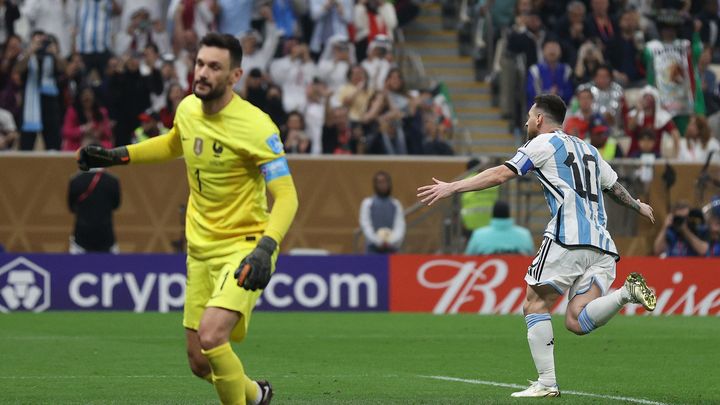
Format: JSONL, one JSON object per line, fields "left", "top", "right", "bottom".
{"left": 525, "top": 237, "right": 616, "bottom": 299}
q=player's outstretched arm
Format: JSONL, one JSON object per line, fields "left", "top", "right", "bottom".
{"left": 604, "top": 181, "right": 655, "bottom": 223}
{"left": 76, "top": 127, "right": 182, "bottom": 171}
{"left": 417, "top": 165, "right": 517, "bottom": 206}
{"left": 125, "top": 127, "right": 182, "bottom": 164}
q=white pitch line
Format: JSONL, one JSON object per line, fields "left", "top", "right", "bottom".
{"left": 420, "top": 375, "right": 671, "bottom": 405}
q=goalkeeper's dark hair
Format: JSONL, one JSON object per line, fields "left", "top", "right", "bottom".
{"left": 534, "top": 94, "right": 566, "bottom": 125}
{"left": 199, "top": 32, "right": 243, "bottom": 68}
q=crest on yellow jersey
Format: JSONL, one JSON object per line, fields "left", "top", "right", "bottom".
{"left": 212, "top": 141, "right": 223, "bottom": 156}
{"left": 194, "top": 138, "right": 203, "bottom": 155}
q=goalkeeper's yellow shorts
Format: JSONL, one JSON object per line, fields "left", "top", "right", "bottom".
{"left": 183, "top": 239, "right": 278, "bottom": 342}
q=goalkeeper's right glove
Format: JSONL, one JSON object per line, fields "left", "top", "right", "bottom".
{"left": 77, "top": 145, "right": 130, "bottom": 171}
{"left": 235, "top": 236, "right": 277, "bottom": 291}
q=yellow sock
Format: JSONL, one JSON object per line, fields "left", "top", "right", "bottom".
{"left": 244, "top": 376, "right": 259, "bottom": 404}
{"left": 202, "top": 343, "right": 246, "bottom": 405}
{"left": 202, "top": 373, "right": 213, "bottom": 383}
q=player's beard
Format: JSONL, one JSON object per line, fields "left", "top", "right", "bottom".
{"left": 193, "top": 78, "right": 227, "bottom": 101}
{"left": 526, "top": 126, "right": 539, "bottom": 141}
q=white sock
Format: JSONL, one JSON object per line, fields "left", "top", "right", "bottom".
{"left": 580, "top": 288, "right": 631, "bottom": 333}
{"left": 525, "top": 313, "right": 556, "bottom": 387}
{"left": 252, "top": 381, "right": 262, "bottom": 405}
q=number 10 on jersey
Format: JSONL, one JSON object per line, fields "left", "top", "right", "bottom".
{"left": 564, "top": 152, "right": 598, "bottom": 202}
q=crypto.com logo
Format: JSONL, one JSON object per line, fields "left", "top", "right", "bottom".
{"left": 0, "top": 257, "right": 51, "bottom": 313}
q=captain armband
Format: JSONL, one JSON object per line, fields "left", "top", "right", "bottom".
{"left": 260, "top": 157, "right": 291, "bottom": 182}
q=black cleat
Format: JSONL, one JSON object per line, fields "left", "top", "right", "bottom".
{"left": 257, "top": 380, "right": 273, "bottom": 404}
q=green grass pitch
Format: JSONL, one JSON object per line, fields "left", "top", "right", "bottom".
{"left": 0, "top": 312, "right": 717, "bottom": 404}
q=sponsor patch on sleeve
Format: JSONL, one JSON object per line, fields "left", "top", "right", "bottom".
{"left": 260, "top": 157, "right": 291, "bottom": 182}
{"left": 266, "top": 133, "right": 283, "bottom": 154}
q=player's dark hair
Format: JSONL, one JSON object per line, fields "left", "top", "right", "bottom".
{"left": 534, "top": 94, "right": 566, "bottom": 125}
{"left": 199, "top": 33, "right": 243, "bottom": 68}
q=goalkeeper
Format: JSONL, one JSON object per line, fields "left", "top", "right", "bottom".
{"left": 77, "top": 33, "right": 298, "bottom": 405}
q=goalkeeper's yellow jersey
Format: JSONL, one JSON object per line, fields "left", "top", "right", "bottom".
{"left": 171, "top": 94, "right": 286, "bottom": 259}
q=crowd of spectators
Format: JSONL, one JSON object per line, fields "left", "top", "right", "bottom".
{"left": 485, "top": 0, "right": 720, "bottom": 164}
{"left": 0, "top": 0, "right": 460, "bottom": 157}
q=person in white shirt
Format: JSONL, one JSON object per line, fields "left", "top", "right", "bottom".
{"left": 317, "top": 34, "right": 355, "bottom": 94}
{"left": 170, "top": 0, "right": 216, "bottom": 51}
{"left": 308, "top": 0, "right": 354, "bottom": 55}
{"left": 676, "top": 114, "right": 720, "bottom": 163}
{"left": 114, "top": 7, "right": 171, "bottom": 57}
{"left": 359, "top": 171, "right": 405, "bottom": 253}
{"left": 234, "top": 6, "right": 281, "bottom": 93}
{"left": 353, "top": 0, "right": 397, "bottom": 60}
{"left": 21, "top": 0, "right": 75, "bottom": 58}
{"left": 303, "top": 78, "right": 329, "bottom": 155}
{"left": 361, "top": 35, "right": 393, "bottom": 91}
{"left": 269, "top": 39, "right": 317, "bottom": 112}
{"left": 118, "top": 0, "right": 162, "bottom": 31}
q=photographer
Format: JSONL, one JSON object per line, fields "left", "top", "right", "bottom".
{"left": 15, "top": 31, "right": 65, "bottom": 150}
{"left": 705, "top": 196, "right": 720, "bottom": 257}
{"left": 653, "top": 201, "right": 708, "bottom": 257}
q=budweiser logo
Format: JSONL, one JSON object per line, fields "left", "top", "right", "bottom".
{"left": 407, "top": 258, "right": 720, "bottom": 316}
{"left": 416, "top": 259, "right": 529, "bottom": 315}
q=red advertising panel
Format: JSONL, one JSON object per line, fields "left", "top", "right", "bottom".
{"left": 389, "top": 255, "right": 720, "bottom": 316}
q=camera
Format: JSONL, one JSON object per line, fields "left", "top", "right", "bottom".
{"left": 671, "top": 215, "right": 686, "bottom": 230}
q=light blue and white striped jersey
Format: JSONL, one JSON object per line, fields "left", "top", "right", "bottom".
{"left": 75, "top": 0, "right": 114, "bottom": 54}
{"left": 505, "top": 130, "right": 620, "bottom": 258}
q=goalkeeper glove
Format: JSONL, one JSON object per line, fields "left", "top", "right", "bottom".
{"left": 235, "top": 236, "right": 277, "bottom": 291}
{"left": 77, "top": 145, "right": 130, "bottom": 171}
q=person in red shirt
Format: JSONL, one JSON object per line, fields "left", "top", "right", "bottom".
{"left": 61, "top": 86, "right": 113, "bottom": 151}
{"left": 624, "top": 85, "right": 680, "bottom": 157}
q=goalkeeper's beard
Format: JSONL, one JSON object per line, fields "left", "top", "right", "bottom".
{"left": 193, "top": 79, "right": 226, "bottom": 101}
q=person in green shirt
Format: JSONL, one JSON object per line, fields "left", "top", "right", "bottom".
{"left": 460, "top": 158, "right": 499, "bottom": 237}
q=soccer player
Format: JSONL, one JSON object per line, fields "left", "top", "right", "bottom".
{"left": 417, "top": 94, "right": 657, "bottom": 398}
{"left": 76, "top": 33, "right": 298, "bottom": 405}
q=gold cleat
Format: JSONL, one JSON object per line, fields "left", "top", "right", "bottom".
{"left": 625, "top": 272, "right": 656, "bottom": 311}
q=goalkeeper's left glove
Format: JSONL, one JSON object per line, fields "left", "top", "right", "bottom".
{"left": 77, "top": 145, "right": 130, "bottom": 171}
{"left": 234, "top": 236, "right": 277, "bottom": 291}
